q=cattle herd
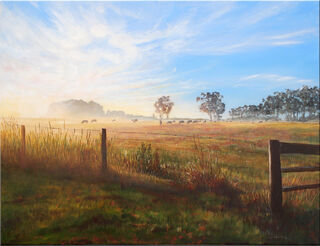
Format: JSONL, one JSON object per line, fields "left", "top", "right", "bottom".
{"left": 170, "top": 120, "right": 206, "bottom": 124}
{"left": 81, "top": 119, "right": 208, "bottom": 124}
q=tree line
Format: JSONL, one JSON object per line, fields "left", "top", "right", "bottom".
{"left": 153, "top": 85, "right": 319, "bottom": 124}
{"left": 229, "top": 85, "right": 319, "bottom": 121}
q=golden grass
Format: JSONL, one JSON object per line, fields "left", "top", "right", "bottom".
{"left": 1, "top": 118, "right": 319, "bottom": 209}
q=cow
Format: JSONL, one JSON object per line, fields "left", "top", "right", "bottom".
{"left": 187, "top": 120, "right": 192, "bottom": 124}
{"left": 81, "top": 120, "right": 88, "bottom": 124}
{"left": 203, "top": 120, "right": 207, "bottom": 123}
{"left": 131, "top": 119, "right": 138, "bottom": 123}
{"left": 112, "top": 119, "right": 116, "bottom": 122}
{"left": 167, "top": 121, "right": 172, "bottom": 124}
{"left": 172, "top": 120, "right": 176, "bottom": 123}
{"left": 91, "top": 119, "right": 97, "bottom": 123}
{"left": 179, "top": 120, "right": 184, "bottom": 124}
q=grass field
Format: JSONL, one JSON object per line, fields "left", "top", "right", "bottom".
{"left": 1, "top": 118, "right": 319, "bottom": 244}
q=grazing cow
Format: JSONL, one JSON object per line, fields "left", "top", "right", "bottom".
{"left": 172, "top": 120, "right": 176, "bottom": 123}
{"left": 193, "top": 120, "right": 198, "bottom": 123}
{"left": 179, "top": 120, "right": 184, "bottom": 124}
{"left": 131, "top": 119, "right": 138, "bottom": 123}
{"left": 187, "top": 120, "right": 192, "bottom": 124}
{"left": 203, "top": 120, "right": 206, "bottom": 123}
{"left": 112, "top": 119, "right": 116, "bottom": 122}
{"left": 259, "top": 121, "right": 263, "bottom": 123}
{"left": 91, "top": 119, "right": 97, "bottom": 123}
{"left": 167, "top": 121, "right": 172, "bottom": 124}
{"left": 81, "top": 120, "right": 88, "bottom": 124}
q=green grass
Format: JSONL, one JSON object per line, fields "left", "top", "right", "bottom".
{"left": 2, "top": 166, "right": 263, "bottom": 244}
{"left": 2, "top": 164, "right": 319, "bottom": 244}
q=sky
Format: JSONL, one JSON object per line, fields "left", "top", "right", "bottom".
{"left": 0, "top": 1, "right": 319, "bottom": 118}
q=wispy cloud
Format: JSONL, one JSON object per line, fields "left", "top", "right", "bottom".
{"left": 271, "top": 41, "right": 303, "bottom": 46}
{"left": 267, "top": 29, "right": 317, "bottom": 40}
{"left": 238, "top": 2, "right": 290, "bottom": 25}
{"left": 235, "top": 73, "right": 315, "bottom": 89}
{"left": 0, "top": 2, "right": 318, "bottom": 117}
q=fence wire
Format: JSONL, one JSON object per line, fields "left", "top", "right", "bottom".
{"left": 6, "top": 122, "right": 260, "bottom": 145}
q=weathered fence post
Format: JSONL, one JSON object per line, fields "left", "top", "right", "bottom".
{"left": 21, "top": 125, "right": 26, "bottom": 164}
{"left": 101, "top": 128, "right": 107, "bottom": 172}
{"left": 269, "top": 140, "right": 282, "bottom": 215}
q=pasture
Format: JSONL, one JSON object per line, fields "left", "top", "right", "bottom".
{"left": 1, "top": 118, "right": 319, "bottom": 244}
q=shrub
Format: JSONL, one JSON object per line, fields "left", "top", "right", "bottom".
{"left": 136, "top": 143, "right": 153, "bottom": 174}
{"left": 135, "top": 143, "right": 167, "bottom": 177}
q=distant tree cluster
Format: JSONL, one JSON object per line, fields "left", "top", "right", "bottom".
{"left": 229, "top": 85, "right": 319, "bottom": 121}
{"left": 153, "top": 92, "right": 226, "bottom": 125}
{"left": 153, "top": 86, "right": 318, "bottom": 123}
{"left": 48, "top": 99, "right": 105, "bottom": 117}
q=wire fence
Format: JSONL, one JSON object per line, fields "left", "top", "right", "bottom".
{"left": 9, "top": 123, "right": 206, "bottom": 139}
{"left": 4, "top": 122, "right": 261, "bottom": 146}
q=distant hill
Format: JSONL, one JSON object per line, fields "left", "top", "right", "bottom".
{"left": 47, "top": 99, "right": 105, "bottom": 117}
{"left": 47, "top": 99, "right": 169, "bottom": 120}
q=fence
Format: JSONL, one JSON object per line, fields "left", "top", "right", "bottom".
{"left": 19, "top": 125, "right": 108, "bottom": 171}
{"left": 16, "top": 124, "right": 320, "bottom": 214}
{"left": 13, "top": 122, "right": 245, "bottom": 142}
{"left": 268, "top": 140, "right": 320, "bottom": 215}
{"left": 17, "top": 123, "right": 206, "bottom": 171}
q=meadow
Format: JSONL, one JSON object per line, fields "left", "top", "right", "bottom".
{"left": 1, "top": 118, "right": 319, "bottom": 244}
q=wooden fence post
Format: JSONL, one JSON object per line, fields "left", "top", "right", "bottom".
{"left": 101, "top": 128, "right": 107, "bottom": 172}
{"left": 21, "top": 125, "right": 26, "bottom": 164}
{"left": 269, "top": 140, "right": 282, "bottom": 215}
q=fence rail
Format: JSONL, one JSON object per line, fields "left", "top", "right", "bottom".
{"left": 280, "top": 142, "right": 319, "bottom": 155}
{"left": 269, "top": 140, "right": 320, "bottom": 215}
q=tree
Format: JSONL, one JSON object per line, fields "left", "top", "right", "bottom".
{"left": 196, "top": 92, "right": 225, "bottom": 121}
{"left": 154, "top": 96, "right": 174, "bottom": 125}
{"left": 309, "top": 86, "right": 320, "bottom": 118}
{"left": 229, "top": 108, "right": 236, "bottom": 120}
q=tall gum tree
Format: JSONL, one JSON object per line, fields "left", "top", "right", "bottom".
{"left": 196, "top": 92, "right": 225, "bottom": 121}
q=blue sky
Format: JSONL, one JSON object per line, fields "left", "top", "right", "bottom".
{"left": 0, "top": 1, "right": 319, "bottom": 118}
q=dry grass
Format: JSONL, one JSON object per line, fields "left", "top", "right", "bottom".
{"left": 1, "top": 118, "right": 319, "bottom": 204}
{"left": 1, "top": 118, "right": 319, "bottom": 244}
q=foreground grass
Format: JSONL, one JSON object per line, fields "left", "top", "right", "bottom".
{"left": 2, "top": 165, "right": 319, "bottom": 245}
{"left": 2, "top": 166, "right": 263, "bottom": 244}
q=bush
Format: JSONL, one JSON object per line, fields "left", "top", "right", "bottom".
{"left": 135, "top": 143, "right": 162, "bottom": 176}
